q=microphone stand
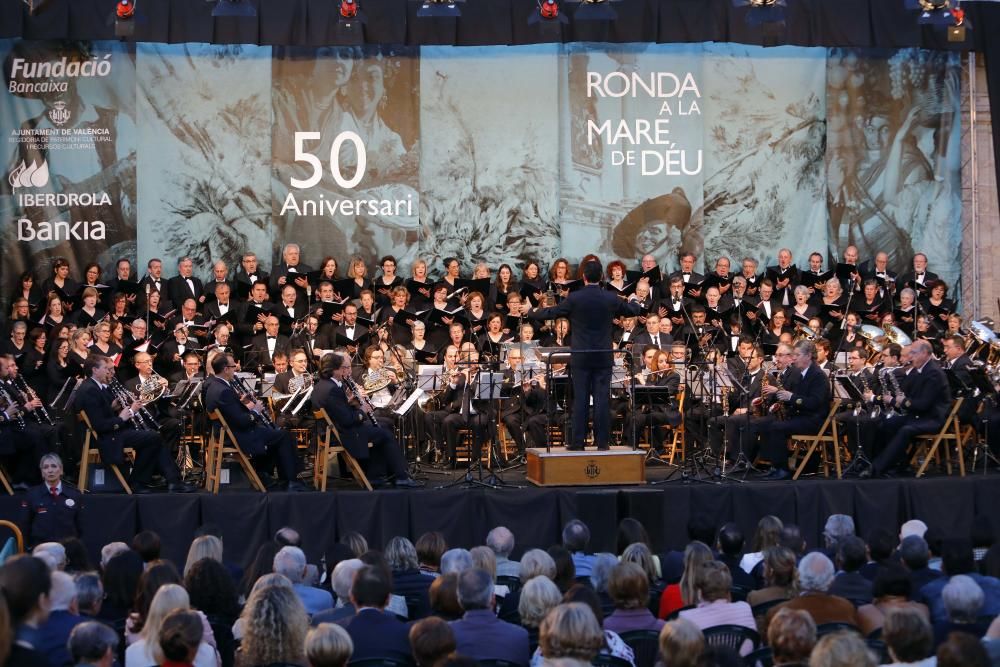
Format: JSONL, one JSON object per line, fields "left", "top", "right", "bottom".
{"left": 830, "top": 286, "right": 856, "bottom": 394}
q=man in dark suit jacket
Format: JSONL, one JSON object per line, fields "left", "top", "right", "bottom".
{"left": 829, "top": 536, "right": 874, "bottom": 604}
{"left": 451, "top": 568, "right": 530, "bottom": 666}
{"left": 138, "top": 258, "right": 170, "bottom": 310}
{"left": 72, "top": 354, "right": 190, "bottom": 493}
{"left": 342, "top": 565, "right": 413, "bottom": 663}
{"left": 865, "top": 339, "right": 951, "bottom": 478}
{"left": 167, "top": 257, "right": 205, "bottom": 310}
{"left": 758, "top": 339, "right": 831, "bottom": 480}
{"left": 233, "top": 252, "right": 270, "bottom": 304}
{"left": 523, "top": 260, "right": 641, "bottom": 450}
{"left": 312, "top": 352, "right": 420, "bottom": 487}
{"left": 250, "top": 315, "right": 291, "bottom": 371}
{"left": 202, "top": 353, "right": 305, "bottom": 491}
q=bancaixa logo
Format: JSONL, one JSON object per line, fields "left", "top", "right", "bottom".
{"left": 8, "top": 160, "right": 49, "bottom": 189}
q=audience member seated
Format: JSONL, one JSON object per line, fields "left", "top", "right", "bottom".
{"left": 409, "top": 617, "right": 457, "bottom": 667}
{"left": 386, "top": 537, "right": 435, "bottom": 620}
{"left": 767, "top": 608, "right": 816, "bottom": 667}
{"left": 274, "top": 546, "right": 334, "bottom": 617}
{"left": 184, "top": 557, "right": 241, "bottom": 631}
{"left": 590, "top": 553, "right": 619, "bottom": 616}
{"left": 821, "top": 515, "right": 857, "bottom": 560}
{"left": 859, "top": 528, "right": 899, "bottom": 582}
{"left": 933, "top": 575, "right": 991, "bottom": 647}
{"left": 487, "top": 527, "right": 521, "bottom": 579}
{"left": 440, "top": 549, "right": 474, "bottom": 576}
{"left": 740, "top": 515, "right": 784, "bottom": 579}
{"left": 126, "top": 560, "right": 186, "bottom": 645}
{"left": 658, "top": 618, "right": 705, "bottom": 667}
{"left": 157, "top": 609, "right": 204, "bottom": 667}
{"left": 305, "top": 623, "right": 354, "bottom": 667}
{"left": 97, "top": 550, "right": 143, "bottom": 630}
{"left": 659, "top": 541, "right": 713, "bottom": 619}
{"left": 238, "top": 579, "right": 309, "bottom": 667}
{"left": 618, "top": 518, "right": 663, "bottom": 580}
{"left": 855, "top": 564, "right": 930, "bottom": 637}
{"left": 562, "top": 584, "right": 635, "bottom": 667}
{"left": 621, "top": 542, "right": 666, "bottom": 614}
{"left": 450, "top": 568, "right": 530, "bottom": 666}
{"left": 231, "top": 573, "right": 293, "bottom": 643}
{"left": 470, "top": 546, "right": 509, "bottom": 601}
{"left": 881, "top": 607, "right": 935, "bottom": 667}
{"left": 936, "top": 632, "right": 990, "bottom": 667}
{"left": 499, "top": 549, "right": 557, "bottom": 625}
{"left": 748, "top": 547, "right": 798, "bottom": 610}
{"left": 416, "top": 532, "right": 448, "bottom": 578}
{"left": 828, "top": 536, "right": 874, "bottom": 605}
{"left": 919, "top": 540, "right": 1000, "bottom": 623}
{"left": 899, "top": 536, "right": 943, "bottom": 595}
{"left": 430, "top": 573, "right": 464, "bottom": 621}
{"left": 124, "top": 584, "right": 217, "bottom": 667}
{"left": 0, "top": 556, "right": 52, "bottom": 666}
{"left": 764, "top": 553, "right": 858, "bottom": 637}
{"left": 74, "top": 573, "right": 104, "bottom": 621}
{"left": 68, "top": 621, "right": 120, "bottom": 667}
{"left": 605, "top": 562, "right": 666, "bottom": 634}
{"left": 548, "top": 546, "right": 578, "bottom": 593}
{"left": 563, "top": 520, "right": 596, "bottom": 577}
{"left": 537, "top": 603, "right": 606, "bottom": 667}
{"left": 342, "top": 565, "right": 413, "bottom": 663}
{"left": 312, "top": 559, "right": 365, "bottom": 626}
{"left": 807, "top": 629, "right": 876, "bottom": 667}
{"left": 517, "top": 576, "right": 562, "bottom": 655}
{"left": 679, "top": 561, "right": 756, "bottom": 655}
{"left": 662, "top": 515, "right": 718, "bottom": 584}
{"left": 36, "top": 571, "right": 86, "bottom": 667}
{"left": 716, "top": 524, "right": 757, "bottom": 594}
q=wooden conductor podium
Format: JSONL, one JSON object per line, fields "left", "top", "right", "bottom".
{"left": 525, "top": 446, "right": 646, "bottom": 486}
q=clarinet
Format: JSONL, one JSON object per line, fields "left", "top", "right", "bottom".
{"left": 108, "top": 377, "right": 152, "bottom": 430}
{"left": 229, "top": 376, "right": 275, "bottom": 428}
{"left": 0, "top": 383, "right": 26, "bottom": 430}
{"left": 13, "top": 375, "right": 54, "bottom": 425}
{"left": 343, "top": 376, "right": 380, "bottom": 427}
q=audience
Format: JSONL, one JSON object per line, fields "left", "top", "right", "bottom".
{"left": 239, "top": 581, "right": 308, "bottom": 667}
{"left": 768, "top": 607, "right": 816, "bottom": 666}
{"left": 305, "top": 623, "right": 354, "bottom": 667}
{"left": 919, "top": 540, "right": 1000, "bottom": 623}
{"left": 548, "top": 546, "right": 578, "bottom": 593}
{"left": 517, "top": 576, "right": 562, "bottom": 653}
{"left": 679, "top": 561, "right": 756, "bottom": 654}
{"left": 716, "top": 524, "right": 756, "bottom": 593}
{"left": 828, "top": 536, "right": 873, "bottom": 604}
{"left": 68, "top": 621, "right": 119, "bottom": 667}
{"left": 342, "top": 565, "right": 412, "bottom": 663}
{"left": 821, "top": 516, "right": 856, "bottom": 557}
{"left": 936, "top": 632, "right": 990, "bottom": 667}
{"left": 934, "top": 574, "right": 991, "bottom": 646}
{"left": 807, "top": 630, "right": 876, "bottom": 667}
{"left": 900, "top": 536, "right": 944, "bottom": 594}
{"left": 274, "top": 546, "right": 333, "bottom": 617}
{"left": 764, "top": 553, "right": 858, "bottom": 636}
{"left": 74, "top": 572, "right": 104, "bottom": 620}
{"left": 855, "top": 564, "right": 929, "bottom": 636}
{"left": 409, "top": 617, "right": 456, "bottom": 667}
{"left": 312, "top": 559, "right": 365, "bottom": 625}
{"left": 562, "top": 521, "right": 596, "bottom": 577}
{"left": 0, "top": 555, "right": 52, "bottom": 665}
{"left": 386, "top": 536, "right": 434, "bottom": 620}
{"left": 658, "top": 618, "right": 704, "bottom": 667}
{"left": 184, "top": 535, "right": 224, "bottom": 577}
{"left": 605, "top": 562, "right": 666, "bottom": 634}
{"left": 538, "top": 603, "right": 605, "bottom": 667}
{"left": 561, "top": 584, "right": 635, "bottom": 666}
{"left": 124, "top": 584, "right": 217, "bottom": 667}
{"left": 429, "top": 572, "right": 464, "bottom": 621}
{"left": 882, "top": 607, "right": 934, "bottom": 667}
{"left": 440, "top": 549, "right": 473, "bottom": 576}
{"left": 740, "top": 515, "right": 784, "bottom": 576}
{"left": 451, "top": 568, "right": 530, "bottom": 665}
{"left": 416, "top": 532, "right": 448, "bottom": 578}
{"left": 36, "top": 571, "right": 85, "bottom": 667}
{"left": 157, "top": 609, "right": 204, "bottom": 667}
{"left": 747, "top": 546, "right": 798, "bottom": 608}
{"left": 659, "top": 541, "right": 713, "bottom": 619}
{"left": 487, "top": 527, "right": 520, "bottom": 579}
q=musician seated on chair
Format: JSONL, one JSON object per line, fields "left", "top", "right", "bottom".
{"left": 272, "top": 348, "right": 316, "bottom": 432}
{"left": 707, "top": 344, "right": 764, "bottom": 461}
{"left": 500, "top": 347, "right": 547, "bottom": 460}
{"left": 624, "top": 345, "right": 681, "bottom": 454}
{"left": 359, "top": 345, "right": 401, "bottom": 432}
{"left": 0, "top": 355, "right": 49, "bottom": 488}
{"left": 757, "top": 339, "right": 831, "bottom": 481}
{"left": 203, "top": 353, "right": 307, "bottom": 492}
{"left": 834, "top": 348, "right": 880, "bottom": 461}
{"left": 126, "top": 353, "right": 183, "bottom": 456}
{"left": 311, "top": 352, "right": 421, "bottom": 488}
{"left": 441, "top": 350, "right": 495, "bottom": 469}
{"left": 73, "top": 354, "right": 193, "bottom": 494}
{"left": 0, "top": 354, "right": 60, "bottom": 482}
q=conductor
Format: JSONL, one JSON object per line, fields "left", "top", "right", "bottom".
{"left": 521, "top": 260, "right": 642, "bottom": 450}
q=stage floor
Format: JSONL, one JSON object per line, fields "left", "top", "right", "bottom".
{"left": 3, "top": 466, "right": 998, "bottom": 570}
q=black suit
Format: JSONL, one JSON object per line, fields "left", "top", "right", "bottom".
{"left": 250, "top": 334, "right": 291, "bottom": 369}
{"left": 343, "top": 608, "right": 413, "bottom": 664}
{"left": 500, "top": 368, "right": 547, "bottom": 455}
{"left": 872, "top": 359, "right": 951, "bottom": 475}
{"left": 624, "top": 371, "right": 681, "bottom": 451}
{"left": 631, "top": 331, "right": 671, "bottom": 350}
{"left": 201, "top": 375, "right": 297, "bottom": 482}
{"left": 760, "top": 363, "right": 830, "bottom": 472}
{"left": 233, "top": 270, "right": 270, "bottom": 302}
{"left": 73, "top": 377, "right": 179, "bottom": 487}
{"left": 138, "top": 275, "right": 169, "bottom": 308}
{"left": 167, "top": 274, "right": 204, "bottom": 310}
{"left": 311, "top": 377, "right": 409, "bottom": 480}
{"left": 898, "top": 270, "right": 940, "bottom": 293}
{"left": 203, "top": 299, "right": 241, "bottom": 323}
{"left": 528, "top": 284, "right": 641, "bottom": 449}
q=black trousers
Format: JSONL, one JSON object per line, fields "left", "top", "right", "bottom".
{"left": 249, "top": 427, "right": 298, "bottom": 482}
{"left": 569, "top": 364, "right": 612, "bottom": 449}
{"left": 354, "top": 424, "right": 409, "bottom": 479}
{"left": 0, "top": 427, "right": 44, "bottom": 484}
{"left": 119, "top": 429, "right": 180, "bottom": 486}
{"left": 872, "top": 416, "right": 943, "bottom": 475}
{"left": 443, "top": 412, "right": 492, "bottom": 462}
{"left": 761, "top": 416, "right": 822, "bottom": 472}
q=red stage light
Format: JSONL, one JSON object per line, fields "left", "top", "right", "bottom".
{"left": 116, "top": 0, "right": 135, "bottom": 19}
{"left": 540, "top": 0, "right": 559, "bottom": 20}
{"left": 340, "top": 0, "right": 358, "bottom": 18}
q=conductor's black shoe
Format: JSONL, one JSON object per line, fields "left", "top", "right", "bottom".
{"left": 395, "top": 478, "right": 424, "bottom": 488}
{"left": 168, "top": 482, "right": 197, "bottom": 493}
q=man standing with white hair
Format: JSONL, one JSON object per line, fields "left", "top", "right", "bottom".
{"left": 36, "top": 570, "right": 86, "bottom": 667}
{"left": 486, "top": 527, "right": 519, "bottom": 578}
{"left": 764, "top": 552, "right": 858, "bottom": 635}
{"left": 273, "top": 545, "right": 333, "bottom": 616}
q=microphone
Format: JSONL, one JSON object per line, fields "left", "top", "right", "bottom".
{"left": 145, "top": 282, "right": 150, "bottom": 296}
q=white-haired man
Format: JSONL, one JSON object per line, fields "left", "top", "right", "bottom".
{"left": 274, "top": 545, "right": 332, "bottom": 616}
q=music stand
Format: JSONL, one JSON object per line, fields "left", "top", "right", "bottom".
{"left": 633, "top": 384, "right": 677, "bottom": 467}
{"left": 415, "top": 364, "right": 447, "bottom": 467}
{"left": 834, "top": 375, "right": 873, "bottom": 476}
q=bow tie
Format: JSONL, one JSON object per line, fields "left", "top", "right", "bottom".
{"left": 682, "top": 273, "right": 690, "bottom": 277}
{"left": 916, "top": 273, "right": 924, "bottom": 277}
{"left": 267, "top": 336, "right": 276, "bottom": 340}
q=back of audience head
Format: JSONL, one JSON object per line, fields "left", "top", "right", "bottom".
{"left": 716, "top": 523, "right": 744, "bottom": 558}
{"left": 32, "top": 542, "right": 67, "bottom": 571}
{"left": 562, "top": 520, "right": 591, "bottom": 553}
{"left": 942, "top": 574, "right": 984, "bottom": 622}
{"left": 768, "top": 608, "right": 816, "bottom": 665}
{"left": 416, "top": 532, "right": 448, "bottom": 571}
{"left": 340, "top": 531, "right": 369, "bottom": 558}
{"left": 101, "top": 549, "right": 143, "bottom": 613}
{"left": 134, "top": 559, "right": 182, "bottom": 629}
{"left": 687, "top": 514, "right": 717, "bottom": 548}
{"left": 440, "top": 548, "right": 473, "bottom": 575}
{"left": 936, "top": 632, "right": 990, "bottom": 667}
{"left": 798, "top": 552, "right": 835, "bottom": 593}
{"left": 306, "top": 622, "right": 354, "bottom": 667}
{"left": 518, "top": 576, "right": 561, "bottom": 628}
{"left": 131, "top": 530, "right": 161, "bottom": 564}
{"left": 351, "top": 565, "right": 392, "bottom": 609}
{"left": 696, "top": 645, "right": 743, "bottom": 667}
{"left": 100, "top": 541, "right": 130, "bottom": 570}
{"left": 547, "top": 545, "right": 577, "bottom": 592}
{"left": 900, "top": 519, "right": 928, "bottom": 541}
{"left": 141, "top": 583, "right": 191, "bottom": 662}
{"left": 778, "top": 524, "right": 806, "bottom": 555}
{"left": 808, "top": 630, "right": 875, "bottom": 667}
{"left": 409, "top": 616, "right": 456, "bottom": 667}
{"left": 882, "top": 607, "right": 932, "bottom": 664}
{"left": 68, "top": 620, "right": 119, "bottom": 667}
{"left": 899, "top": 535, "right": 931, "bottom": 571}
{"left": 762, "top": 546, "right": 798, "bottom": 590}
{"left": 486, "top": 526, "right": 515, "bottom": 560}
{"left": 539, "top": 602, "right": 605, "bottom": 663}
{"left": 822, "top": 514, "right": 855, "bottom": 551}
{"left": 519, "top": 548, "right": 556, "bottom": 583}
{"left": 185, "top": 557, "right": 240, "bottom": 619}
{"left": 469, "top": 546, "right": 497, "bottom": 581}
{"left": 158, "top": 609, "right": 203, "bottom": 664}
{"left": 871, "top": 564, "right": 912, "bottom": 600}
{"left": 331, "top": 559, "right": 364, "bottom": 604}
{"left": 385, "top": 536, "right": 419, "bottom": 572}
{"left": 608, "top": 561, "right": 648, "bottom": 610}
{"left": 753, "top": 515, "right": 784, "bottom": 552}
{"left": 50, "top": 570, "right": 77, "bottom": 612}
{"left": 456, "top": 568, "right": 493, "bottom": 612}
{"left": 590, "top": 553, "right": 618, "bottom": 593}
{"left": 659, "top": 617, "right": 704, "bottom": 667}
{"left": 183, "top": 534, "right": 223, "bottom": 577}
{"left": 621, "top": 543, "right": 657, "bottom": 583}
{"left": 75, "top": 572, "right": 104, "bottom": 617}
{"left": 429, "top": 572, "right": 463, "bottom": 620}
{"left": 680, "top": 541, "right": 713, "bottom": 605}
{"left": 835, "top": 535, "right": 867, "bottom": 574}
{"left": 866, "top": 528, "right": 897, "bottom": 564}
{"left": 697, "top": 561, "right": 732, "bottom": 603}
{"left": 273, "top": 545, "right": 308, "bottom": 584}
{"left": 274, "top": 526, "right": 302, "bottom": 547}
{"left": 241, "top": 583, "right": 308, "bottom": 666}
{"left": 562, "top": 584, "right": 606, "bottom": 626}
{"left": 241, "top": 541, "right": 281, "bottom": 598}
{"left": 0, "top": 556, "right": 52, "bottom": 628}
{"left": 60, "top": 538, "right": 92, "bottom": 573}
{"left": 617, "top": 518, "right": 651, "bottom": 555}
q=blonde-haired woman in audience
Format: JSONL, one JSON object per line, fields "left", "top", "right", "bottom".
{"left": 538, "top": 602, "right": 606, "bottom": 667}
{"left": 183, "top": 535, "right": 224, "bottom": 578}
{"left": 470, "top": 545, "right": 509, "bottom": 600}
{"left": 124, "top": 584, "right": 219, "bottom": 667}
{"left": 518, "top": 576, "right": 562, "bottom": 663}
{"left": 658, "top": 618, "right": 704, "bottom": 667}
{"left": 231, "top": 573, "right": 294, "bottom": 643}
{"left": 237, "top": 583, "right": 308, "bottom": 667}
{"left": 658, "top": 541, "right": 713, "bottom": 619}
{"left": 305, "top": 623, "right": 354, "bottom": 667}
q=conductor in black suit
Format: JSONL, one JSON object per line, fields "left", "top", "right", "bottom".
{"left": 311, "top": 352, "right": 421, "bottom": 487}
{"left": 758, "top": 339, "right": 831, "bottom": 480}
{"left": 522, "top": 260, "right": 642, "bottom": 450}
{"left": 73, "top": 355, "right": 192, "bottom": 493}
{"left": 202, "top": 353, "right": 306, "bottom": 491}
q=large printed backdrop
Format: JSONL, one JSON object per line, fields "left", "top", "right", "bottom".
{"left": 1, "top": 41, "right": 962, "bottom": 302}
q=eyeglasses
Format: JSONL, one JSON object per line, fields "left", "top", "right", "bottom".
{"left": 225, "top": 364, "right": 238, "bottom": 368}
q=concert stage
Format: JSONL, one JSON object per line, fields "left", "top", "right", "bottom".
{"left": 3, "top": 470, "right": 998, "bottom": 571}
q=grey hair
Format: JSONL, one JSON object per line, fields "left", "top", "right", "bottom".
{"left": 562, "top": 520, "right": 591, "bottom": 552}
{"left": 39, "top": 452, "right": 63, "bottom": 469}
{"left": 331, "top": 559, "right": 364, "bottom": 601}
{"left": 440, "top": 548, "right": 474, "bottom": 575}
{"left": 823, "top": 514, "right": 855, "bottom": 548}
{"left": 486, "top": 526, "right": 515, "bottom": 558}
{"left": 899, "top": 536, "right": 930, "bottom": 570}
{"left": 74, "top": 573, "right": 103, "bottom": 614}
{"left": 456, "top": 568, "right": 493, "bottom": 611}
{"left": 517, "top": 576, "right": 562, "bottom": 628}
{"left": 69, "top": 621, "right": 119, "bottom": 664}
{"left": 798, "top": 552, "right": 835, "bottom": 593}
{"left": 49, "top": 570, "right": 77, "bottom": 610}
{"left": 272, "top": 546, "right": 307, "bottom": 584}
{"left": 33, "top": 542, "right": 66, "bottom": 570}
{"left": 794, "top": 285, "right": 810, "bottom": 297}
{"left": 384, "top": 536, "right": 419, "bottom": 571}
{"left": 590, "top": 553, "right": 619, "bottom": 593}
{"left": 519, "top": 549, "right": 557, "bottom": 582}
{"left": 899, "top": 287, "right": 916, "bottom": 302}
{"left": 942, "top": 574, "right": 984, "bottom": 622}
{"left": 100, "top": 542, "right": 129, "bottom": 568}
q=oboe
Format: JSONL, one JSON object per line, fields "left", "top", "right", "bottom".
{"left": 343, "top": 376, "right": 380, "bottom": 427}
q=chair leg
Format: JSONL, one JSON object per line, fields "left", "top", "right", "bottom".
{"left": 340, "top": 451, "right": 373, "bottom": 491}
{"left": 915, "top": 439, "right": 942, "bottom": 478}
{"left": 111, "top": 465, "right": 132, "bottom": 495}
{"left": 236, "top": 450, "right": 267, "bottom": 492}
{"left": 832, "top": 424, "right": 842, "bottom": 479}
{"left": 78, "top": 434, "right": 91, "bottom": 493}
{"left": 955, "top": 423, "right": 966, "bottom": 477}
{"left": 0, "top": 469, "right": 12, "bottom": 495}
{"left": 793, "top": 440, "right": 818, "bottom": 480}
{"left": 212, "top": 434, "right": 226, "bottom": 494}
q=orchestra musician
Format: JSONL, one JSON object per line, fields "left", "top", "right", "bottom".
{"left": 439, "top": 349, "right": 494, "bottom": 467}
{"left": 125, "top": 352, "right": 183, "bottom": 454}
{"left": 499, "top": 347, "right": 547, "bottom": 460}
{"left": 623, "top": 346, "right": 681, "bottom": 455}
{"left": 271, "top": 348, "right": 316, "bottom": 431}
{"left": 359, "top": 345, "right": 400, "bottom": 431}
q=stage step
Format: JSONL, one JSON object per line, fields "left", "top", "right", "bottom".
{"left": 526, "top": 446, "right": 646, "bottom": 487}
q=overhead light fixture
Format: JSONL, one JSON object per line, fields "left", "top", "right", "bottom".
{"left": 529, "top": 0, "right": 570, "bottom": 35}
{"left": 335, "top": 0, "right": 366, "bottom": 45}
{"left": 414, "top": 0, "right": 464, "bottom": 18}
{"left": 210, "top": 0, "right": 257, "bottom": 17}
{"left": 115, "top": 0, "right": 136, "bottom": 37}
{"left": 732, "top": 0, "right": 787, "bottom": 25}
{"left": 563, "top": 0, "right": 621, "bottom": 21}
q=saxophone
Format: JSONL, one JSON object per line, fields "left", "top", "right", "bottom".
{"left": 752, "top": 362, "right": 775, "bottom": 417}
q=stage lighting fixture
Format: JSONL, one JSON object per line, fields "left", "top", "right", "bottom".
{"left": 529, "top": 0, "right": 570, "bottom": 33}
{"left": 210, "top": 0, "right": 257, "bottom": 17}
{"left": 335, "top": 0, "right": 366, "bottom": 45}
{"left": 414, "top": 0, "right": 464, "bottom": 18}
{"left": 732, "top": 0, "right": 787, "bottom": 25}
{"left": 563, "top": 0, "right": 621, "bottom": 21}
